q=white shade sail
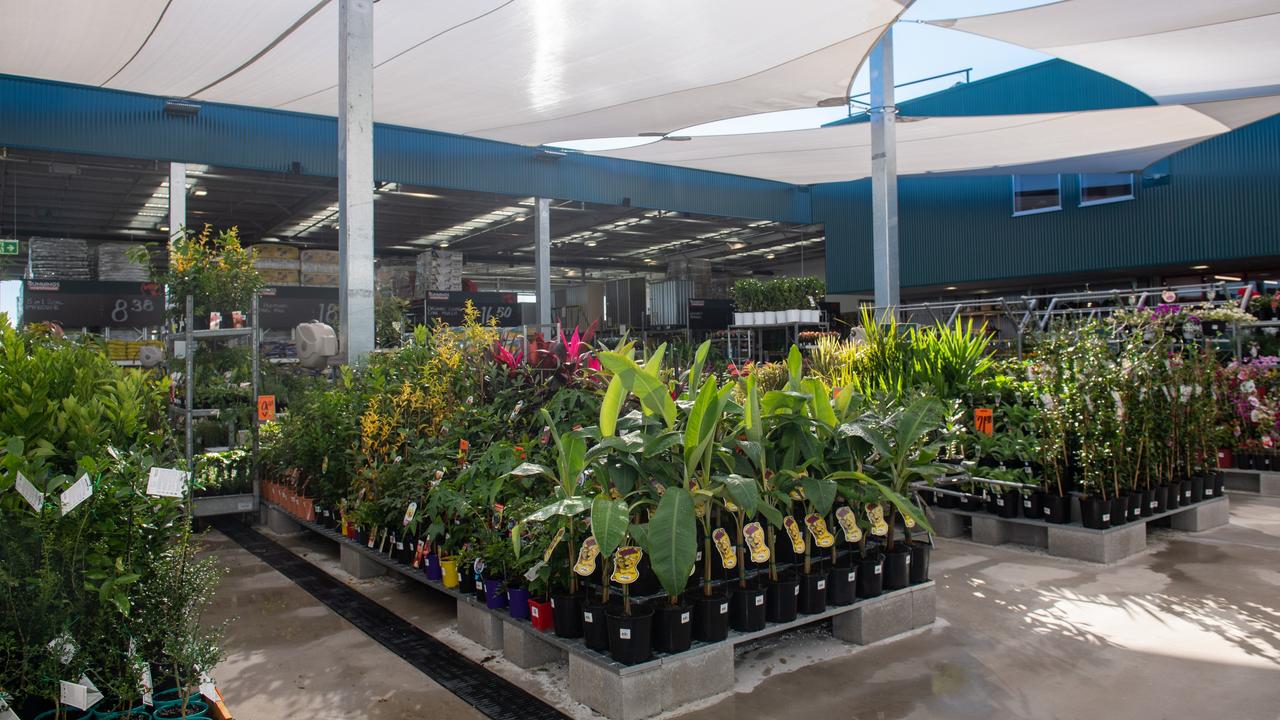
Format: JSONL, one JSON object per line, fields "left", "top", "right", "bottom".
{"left": 0, "top": 0, "right": 907, "bottom": 146}
{"left": 932, "top": 1, "right": 1280, "bottom": 104}
{"left": 594, "top": 96, "right": 1280, "bottom": 185}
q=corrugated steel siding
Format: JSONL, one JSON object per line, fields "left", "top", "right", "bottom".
{"left": 817, "top": 113, "right": 1280, "bottom": 293}
{"left": 0, "top": 75, "right": 810, "bottom": 224}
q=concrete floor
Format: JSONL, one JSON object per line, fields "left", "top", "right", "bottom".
{"left": 206, "top": 493, "right": 1280, "bottom": 720}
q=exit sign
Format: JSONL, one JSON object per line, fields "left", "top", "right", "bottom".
{"left": 0, "top": 240, "right": 17, "bottom": 255}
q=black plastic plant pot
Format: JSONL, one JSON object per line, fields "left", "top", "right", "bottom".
{"left": 729, "top": 583, "right": 768, "bottom": 631}
{"left": 1042, "top": 494, "right": 1071, "bottom": 524}
{"left": 909, "top": 543, "right": 931, "bottom": 584}
{"left": 856, "top": 553, "right": 884, "bottom": 598}
{"left": 1190, "top": 475, "right": 1206, "bottom": 503}
{"left": 958, "top": 494, "right": 984, "bottom": 512}
{"left": 1140, "top": 488, "right": 1157, "bottom": 517}
{"left": 652, "top": 601, "right": 693, "bottom": 653}
{"left": 826, "top": 562, "right": 857, "bottom": 606}
{"left": 1109, "top": 497, "right": 1128, "bottom": 527}
{"left": 797, "top": 572, "right": 828, "bottom": 615}
{"left": 1080, "top": 496, "right": 1108, "bottom": 529}
{"left": 606, "top": 605, "right": 654, "bottom": 665}
{"left": 765, "top": 574, "right": 800, "bottom": 623}
{"left": 1178, "top": 479, "right": 1194, "bottom": 506}
{"left": 993, "top": 490, "right": 1020, "bottom": 518}
{"left": 692, "top": 592, "right": 731, "bottom": 642}
{"left": 1213, "top": 472, "right": 1226, "bottom": 497}
{"left": 1154, "top": 484, "right": 1173, "bottom": 513}
{"left": 882, "top": 547, "right": 910, "bottom": 591}
{"left": 582, "top": 602, "right": 611, "bottom": 651}
{"left": 1022, "top": 491, "right": 1044, "bottom": 519}
{"left": 622, "top": 555, "right": 661, "bottom": 597}
{"left": 1127, "top": 491, "right": 1144, "bottom": 522}
{"left": 354, "top": 527, "right": 367, "bottom": 545}
{"left": 937, "top": 491, "right": 960, "bottom": 509}
{"left": 551, "top": 592, "right": 584, "bottom": 639}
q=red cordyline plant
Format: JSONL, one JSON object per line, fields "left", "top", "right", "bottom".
{"left": 490, "top": 321, "right": 602, "bottom": 383}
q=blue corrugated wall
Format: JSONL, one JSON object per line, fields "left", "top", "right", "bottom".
{"left": 0, "top": 74, "right": 811, "bottom": 224}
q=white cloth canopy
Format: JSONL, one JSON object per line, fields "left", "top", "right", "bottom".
{"left": 932, "top": 1, "right": 1280, "bottom": 104}
{"left": 0, "top": 0, "right": 907, "bottom": 145}
{"left": 594, "top": 96, "right": 1280, "bottom": 185}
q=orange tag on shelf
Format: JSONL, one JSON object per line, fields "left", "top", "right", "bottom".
{"left": 974, "top": 407, "right": 994, "bottom": 436}
{"left": 257, "top": 395, "right": 277, "bottom": 422}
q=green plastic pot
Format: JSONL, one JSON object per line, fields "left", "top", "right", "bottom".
{"left": 94, "top": 707, "right": 153, "bottom": 719}
{"left": 149, "top": 699, "right": 209, "bottom": 719}
{"left": 33, "top": 710, "right": 96, "bottom": 720}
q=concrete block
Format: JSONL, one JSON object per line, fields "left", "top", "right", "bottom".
{"left": 1004, "top": 522, "right": 1049, "bottom": 548}
{"left": 1260, "top": 473, "right": 1280, "bottom": 497}
{"left": 970, "top": 515, "right": 1011, "bottom": 546}
{"left": 339, "top": 543, "right": 386, "bottom": 579}
{"left": 928, "top": 509, "right": 967, "bottom": 538}
{"left": 456, "top": 598, "right": 503, "bottom": 650}
{"left": 1046, "top": 523, "right": 1145, "bottom": 564}
{"left": 1222, "top": 470, "right": 1261, "bottom": 494}
{"left": 265, "top": 505, "right": 303, "bottom": 536}
{"left": 501, "top": 619, "right": 566, "bottom": 668}
{"left": 831, "top": 589, "right": 913, "bottom": 644}
{"left": 660, "top": 644, "right": 734, "bottom": 712}
{"left": 569, "top": 654, "right": 664, "bottom": 720}
{"left": 910, "top": 584, "right": 936, "bottom": 629}
{"left": 1170, "top": 496, "right": 1230, "bottom": 532}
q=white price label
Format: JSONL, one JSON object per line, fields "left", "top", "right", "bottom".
{"left": 1043, "top": 507, "right": 1051, "bottom": 516}
{"left": 680, "top": 612, "right": 690, "bottom": 624}
{"left": 905, "top": 556, "right": 911, "bottom": 565}
{"left": 996, "top": 498, "right": 1005, "bottom": 507}
{"left": 619, "top": 628, "right": 631, "bottom": 640}
{"left": 1102, "top": 514, "right": 1110, "bottom": 522}
{"left": 847, "top": 571, "right": 856, "bottom": 582}
{"left": 60, "top": 681, "right": 88, "bottom": 710}
{"left": 583, "top": 612, "right": 593, "bottom": 623}
{"left": 198, "top": 670, "right": 218, "bottom": 702}
{"left": 1023, "top": 499, "right": 1032, "bottom": 508}
{"left": 60, "top": 474, "right": 93, "bottom": 516}
{"left": 14, "top": 472, "right": 43, "bottom": 511}
{"left": 874, "top": 565, "right": 882, "bottom": 575}
{"left": 816, "top": 580, "right": 826, "bottom": 590}
{"left": 719, "top": 603, "right": 729, "bottom": 614}
{"left": 141, "top": 663, "right": 154, "bottom": 706}
{"left": 531, "top": 607, "right": 539, "bottom": 618}
{"left": 794, "top": 585, "right": 800, "bottom": 595}
{"left": 1150, "top": 501, "right": 1158, "bottom": 509}
{"left": 146, "top": 467, "right": 187, "bottom": 498}
{"left": 754, "top": 595, "right": 764, "bottom": 607}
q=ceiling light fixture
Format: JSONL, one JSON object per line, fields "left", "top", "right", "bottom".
{"left": 438, "top": 241, "right": 450, "bottom": 248}
{"left": 1191, "top": 264, "right": 1210, "bottom": 270}
{"left": 765, "top": 253, "right": 776, "bottom": 259}
{"left": 945, "top": 286, "right": 958, "bottom": 291}
{"left": 1214, "top": 274, "right": 1242, "bottom": 282}
{"left": 585, "top": 240, "right": 598, "bottom": 247}
{"left": 193, "top": 189, "right": 208, "bottom": 197}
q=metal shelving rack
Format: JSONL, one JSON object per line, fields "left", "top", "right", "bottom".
{"left": 727, "top": 320, "right": 829, "bottom": 364}
{"left": 168, "top": 294, "right": 261, "bottom": 519}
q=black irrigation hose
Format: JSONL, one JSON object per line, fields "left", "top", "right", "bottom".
{"left": 214, "top": 519, "right": 569, "bottom": 720}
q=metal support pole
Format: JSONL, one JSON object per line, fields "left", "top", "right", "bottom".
{"left": 250, "top": 294, "right": 261, "bottom": 504}
{"left": 168, "top": 162, "right": 185, "bottom": 241}
{"left": 534, "top": 197, "right": 552, "bottom": 326}
{"left": 338, "top": 0, "right": 375, "bottom": 364}
{"left": 869, "top": 28, "right": 900, "bottom": 314}
{"left": 184, "top": 294, "right": 194, "bottom": 521}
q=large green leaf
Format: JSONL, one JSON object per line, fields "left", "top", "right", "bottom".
{"left": 786, "top": 345, "right": 803, "bottom": 390}
{"left": 838, "top": 422, "right": 890, "bottom": 459}
{"left": 598, "top": 351, "right": 676, "bottom": 428}
{"left": 647, "top": 487, "right": 697, "bottom": 598}
{"left": 591, "top": 493, "right": 630, "bottom": 559}
{"left": 644, "top": 343, "right": 668, "bottom": 373}
{"left": 894, "top": 397, "right": 944, "bottom": 460}
{"left": 757, "top": 501, "right": 784, "bottom": 529}
{"left": 523, "top": 495, "right": 592, "bottom": 522}
{"left": 686, "top": 339, "right": 711, "bottom": 399}
{"left": 600, "top": 374, "right": 625, "bottom": 437}
{"left": 743, "top": 374, "right": 762, "bottom": 444}
{"left": 803, "top": 377, "right": 838, "bottom": 429}
{"left": 508, "top": 462, "right": 553, "bottom": 479}
{"left": 682, "top": 377, "right": 722, "bottom": 475}
{"left": 859, "top": 474, "right": 934, "bottom": 535}
{"left": 717, "top": 473, "right": 759, "bottom": 517}
{"left": 800, "top": 476, "right": 838, "bottom": 515}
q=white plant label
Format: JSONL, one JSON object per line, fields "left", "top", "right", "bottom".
{"left": 1150, "top": 501, "right": 1158, "bottom": 509}
{"left": 583, "top": 612, "right": 593, "bottom": 623}
{"left": 816, "top": 580, "right": 826, "bottom": 590}
{"left": 60, "top": 474, "right": 92, "bottom": 516}
{"left": 14, "top": 472, "right": 43, "bottom": 511}
{"left": 402, "top": 501, "right": 417, "bottom": 527}
{"left": 60, "top": 681, "right": 88, "bottom": 710}
{"left": 523, "top": 560, "right": 546, "bottom": 582}
{"left": 680, "top": 612, "right": 690, "bottom": 624}
{"left": 198, "top": 670, "right": 218, "bottom": 702}
{"left": 793, "top": 585, "right": 800, "bottom": 595}
{"left": 905, "top": 557, "right": 911, "bottom": 565}
{"left": 847, "top": 572, "right": 856, "bottom": 582}
{"left": 874, "top": 565, "right": 882, "bottom": 575}
{"left": 619, "top": 628, "right": 631, "bottom": 640}
{"left": 531, "top": 607, "right": 539, "bottom": 619}
{"left": 754, "top": 595, "right": 764, "bottom": 606}
{"left": 719, "top": 603, "right": 729, "bottom": 614}
{"left": 0, "top": 694, "right": 18, "bottom": 720}
{"left": 1102, "top": 514, "right": 1110, "bottom": 522}
{"left": 146, "top": 467, "right": 187, "bottom": 498}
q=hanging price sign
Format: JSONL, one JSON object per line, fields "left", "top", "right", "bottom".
{"left": 974, "top": 408, "right": 994, "bottom": 436}
{"left": 257, "top": 395, "right": 277, "bottom": 422}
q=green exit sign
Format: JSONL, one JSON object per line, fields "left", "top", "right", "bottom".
{"left": 0, "top": 240, "right": 17, "bottom": 255}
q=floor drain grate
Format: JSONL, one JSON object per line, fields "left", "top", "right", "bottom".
{"left": 215, "top": 520, "right": 570, "bottom": 720}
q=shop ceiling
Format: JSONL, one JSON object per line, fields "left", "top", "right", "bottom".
{"left": 0, "top": 147, "right": 824, "bottom": 281}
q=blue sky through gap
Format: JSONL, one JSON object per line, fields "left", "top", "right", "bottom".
{"left": 550, "top": 0, "right": 1056, "bottom": 151}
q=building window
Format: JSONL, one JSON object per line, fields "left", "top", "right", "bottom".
{"left": 1079, "top": 173, "right": 1135, "bottom": 206}
{"left": 1012, "top": 174, "right": 1061, "bottom": 216}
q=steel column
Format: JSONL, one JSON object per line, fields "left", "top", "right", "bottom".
{"left": 534, "top": 197, "right": 552, "bottom": 326}
{"left": 168, "top": 162, "right": 185, "bottom": 240}
{"left": 338, "top": 0, "right": 375, "bottom": 364}
{"left": 869, "top": 28, "right": 900, "bottom": 314}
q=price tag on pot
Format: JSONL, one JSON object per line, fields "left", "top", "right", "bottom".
{"left": 146, "top": 467, "right": 187, "bottom": 498}
{"left": 720, "top": 603, "right": 729, "bottom": 614}
{"left": 402, "top": 501, "right": 417, "bottom": 527}
{"left": 817, "top": 580, "right": 826, "bottom": 590}
{"left": 60, "top": 474, "right": 92, "bottom": 516}
{"left": 14, "top": 471, "right": 43, "bottom": 512}
{"left": 681, "top": 612, "right": 690, "bottom": 624}
{"left": 755, "top": 595, "right": 765, "bottom": 606}
{"left": 619, "top": 628, "right": 631, "bottom": 640}
{"left": 974, "top": 408, "right": 994, "bottom": 436}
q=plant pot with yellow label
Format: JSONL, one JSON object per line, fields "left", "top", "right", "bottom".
{"left": 653, "top": 600, "right": 693, "bottom": 653}
{"left": 909, "top": 541, "right": 931, "bottom": 584}
{"left": 826, "top": 558, "right": 857, "bottom": 606}
{"left": 882, "top": 545, "right": 911, "bottom": 591}
{"left": 856, "top": 551, "right": 884, "bottom": 598}
{"left": 692, "top": 591, "right": 730, "bottom": 642}
{"left": 551, "top": 591, "right": 584, "bottom": 638}
{"left": 765, "top": 571, "right": 800, "bottom": 623}
{"left": 730, "top": 579, "right": 768, "bottom": 631}
{"left": 606, "top": 604, "right": 654, "bottom": 665}
{"left": 797, "top": 571, "right": 828, "bottom": 614}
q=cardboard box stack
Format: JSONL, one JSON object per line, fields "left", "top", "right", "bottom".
{"left": 27, "top": 237, "right": 91, "bottom": 280}
{"left": 252, "top": 244, "right": 300, "bottom": 285}
{"left": 376, "top": 257, "right": 417, "bottom": 298}
{"left": 415, "top": 249, "right": 463, "bottom": 295}
{"left": 97, "top": 242, "right": 151, "bottom": 281}
{"left": 300, "top": 249, "right": 339, "bottom": 287}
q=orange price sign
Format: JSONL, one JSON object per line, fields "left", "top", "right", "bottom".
{"left": 257, "top": 395, "right": 277, "bottom": 422}
{"left": 974, "top": 407, "right": 994, "bottom": 436}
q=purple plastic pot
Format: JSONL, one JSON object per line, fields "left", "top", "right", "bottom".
{"left": 424, "top": 553, "right": 443, "bottom": 582}
{"left": 484, "top": 579, "right": 508, "bottom": 609}
{"left": 507, "top": 587, "right": 531, "bottom": 619}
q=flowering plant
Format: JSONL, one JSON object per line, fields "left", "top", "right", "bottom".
{"left": 1218, "top": 356, "right": 1280, "bottom": 449}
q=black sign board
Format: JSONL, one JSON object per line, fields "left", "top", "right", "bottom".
{"left": 258, "top": 286, "right": 340, "bottom": 329}
{"left": 419, "top": 291, "right": 519, "bottom": 326}
{"left": 22, "top": 280, "right": 164, "bottom": 327}
{"left": 687, "top": 298, "right": 735, "bottom": 330}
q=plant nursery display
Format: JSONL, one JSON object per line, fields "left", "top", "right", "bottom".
{"left": 732, "top": 277, "right": 825, "bottom": 325}
{"left": 0, "top": 319, "right": 227, "bottom": 719}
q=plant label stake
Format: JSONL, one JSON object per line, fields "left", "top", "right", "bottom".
{"left": 712, "top": 528, "right": 737, "bottom": 568}
{"left": 835, "top": 507, "right": 863, "bottom": 543}
{"left": 14, "top": 471, "right": 43, "bottom": 511}
{"left": 146, "top": 467, "right": 188, "bottom": 498}
{"left": 257, "top": 395, "right": 276, "bottom": 422}
{"left": 782, "top": 516, "right": 806, "bottom": 554}
{"left": 60, "top": 474, "right": 92, "bottom": 516}
{"left": 974, "top": 408, "right": 994, "bottom": 435}
{"left": 0, "top": 694, "right": 18, "bottom": 720}
{"left": 402, "top": 501, "right": 417, "bottom": 526}
{"left": 611, "top": 547, "right": 642, "bottom": 584}
{"left": 574, "top": 537, "right": 600, "bottom": 576}
{"left": 743, "top": 522, "right": 770, "bottom": 563}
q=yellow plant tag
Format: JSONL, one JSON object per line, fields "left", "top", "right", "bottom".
{"left": 783, "top": 516, "right": 806, "bottom": 554}
{"left": 573, "top": 536, "right": 599, "bottom": 576}
{"left": 835, "top": 506, "right": 863, "bottom": 543}
{"left": 611, "top": 546, "right": 642, "bottom": 585}
{"left": 805, "top": 513, "right": 835, "bottom": 548}
{"left": 711, "top": 528, "right": 736, "bottom": 569}
{"left": 743, "top": 522, "right": 770, "bottom": 563}
{"left": 544, "top": 526, "right": 566, "bottom": 563}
